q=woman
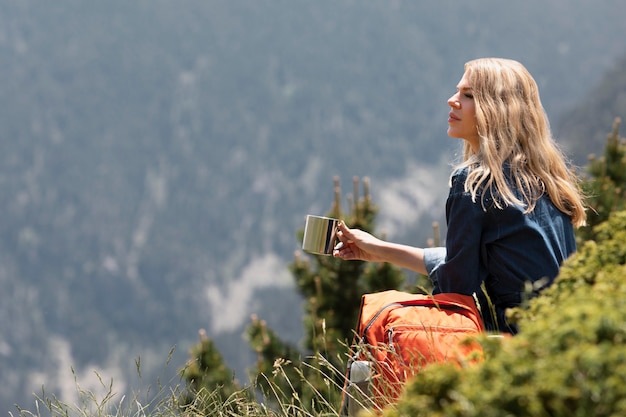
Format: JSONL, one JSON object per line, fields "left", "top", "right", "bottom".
{"left": 333, "top": 58, "right": 586, "bottom": 334}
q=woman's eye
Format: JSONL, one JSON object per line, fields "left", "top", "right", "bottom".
{"left": 464, "top": 93, "right": 474, "bottom": 99}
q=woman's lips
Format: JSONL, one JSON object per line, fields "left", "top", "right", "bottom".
{"left": 448, "top": 112, "right": 460, "bottom": 122}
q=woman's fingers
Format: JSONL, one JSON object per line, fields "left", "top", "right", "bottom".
{"left": 334, "top": 222, "right": 350, "bottom": 257}
{"left": 333, "top": 243, "right": 353, "bottom": 259}
{"left": 337, "top": 221, "right": 354, "bottom": 240}
{"left": 333, "top": 221, "right": 362, "bottom": 259}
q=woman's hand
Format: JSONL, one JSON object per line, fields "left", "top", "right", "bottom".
{"left": 332, "top": 221, "right": 385, "bottom": 262}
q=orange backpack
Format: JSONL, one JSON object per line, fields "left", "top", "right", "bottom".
{"left": 341, "top": 290, "right": 485, "bottom": 414}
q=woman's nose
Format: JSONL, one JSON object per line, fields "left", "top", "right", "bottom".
{"left": 448, "top": 94, "right": 460, "bottom": 108}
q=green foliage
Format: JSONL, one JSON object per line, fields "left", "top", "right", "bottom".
{"left": 179, "top": 329, "right": 251, "bottom": 414}
{"left": 578, "top": 118, "right": 626, "bottom": 242}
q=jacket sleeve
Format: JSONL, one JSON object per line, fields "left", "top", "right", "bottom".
{"left": 423, "top": 246, "right": 446, "bottom": 288}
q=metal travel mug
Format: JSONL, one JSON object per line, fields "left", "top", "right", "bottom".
{"left": 302, "top": 215, "right": 339, "bottom": 255}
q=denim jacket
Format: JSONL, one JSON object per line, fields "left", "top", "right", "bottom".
{"left": 423, "top": 167, "right": 576, "bottom": 333}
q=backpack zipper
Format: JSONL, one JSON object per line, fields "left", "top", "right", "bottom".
{"left": 361, "top": 299, "right": 471, "bottom": 345}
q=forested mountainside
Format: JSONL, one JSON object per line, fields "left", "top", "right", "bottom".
{"left": 1, "top": 0, "right": 625, "bottom": 412}
{"left": 556, "top": 53, "right": 626, "bottom": 163}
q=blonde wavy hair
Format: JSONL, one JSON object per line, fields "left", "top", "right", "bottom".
{"left": 456, "top": 58, "right": 586, "bottom": 227}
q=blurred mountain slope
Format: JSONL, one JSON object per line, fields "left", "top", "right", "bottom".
{"left": 1, "top": 0, "right": 625, "bottom": 412}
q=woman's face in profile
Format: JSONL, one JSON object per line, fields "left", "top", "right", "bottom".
{"left": 447, "top": 71, "right": 479, "bottom": 151}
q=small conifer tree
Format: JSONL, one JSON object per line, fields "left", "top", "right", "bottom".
{"left": 577, "top": 117, "right": 626, "bottom": 242}
{"left": 179, "top": 329, "right": 251, "bottom": 414}
{"left": 246, "top": 176, "right": 407, "bottom": 413}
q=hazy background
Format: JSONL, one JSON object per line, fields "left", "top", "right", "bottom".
{"left": 1, "top": 0, "right": 625, "bottom": 412}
